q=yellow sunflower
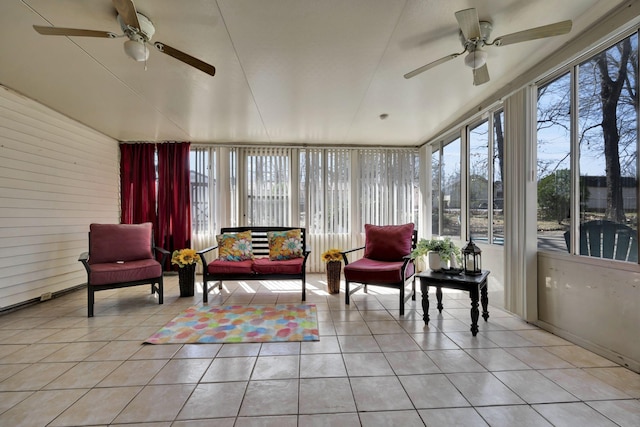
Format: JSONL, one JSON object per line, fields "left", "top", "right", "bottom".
{"left": 171, "top": 248, "right": 202, "bottom": 267}
{"left": 321, "top": 248, "right": 343, "bottom": 263}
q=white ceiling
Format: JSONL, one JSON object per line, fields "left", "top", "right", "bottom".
{"left": 0, "top": 0, "right": 626, "bottom": 146}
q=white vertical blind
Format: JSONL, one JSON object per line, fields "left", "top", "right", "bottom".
{"left": 229, "top": 148, "right": 238, "bottom": 227}
{"left": 358, "top": 149, "right": 418, "bottom": 227}
{"left": 189, "top": 146, "right": 419, "bottom": 272}
{"left": 305, "top": 148, "right": 352, "bottom": 271}
{"left": 240, "top": 147, "right": 291, "bottom": 226}
{"left": 190, "top": 146, "right": 217, "bottom": 251}
{"left": 306, "top": 148, "right": 351, "bottom": 235}
{"left": 419, "top": 145, "right": 431, "bottom": 239}
{"left": 504, "top": 85, "right": 538, "bottom": 321}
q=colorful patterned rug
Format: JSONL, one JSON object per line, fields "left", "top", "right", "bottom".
{"left": 144, "top": 304, "right": 319, "bottom": 344}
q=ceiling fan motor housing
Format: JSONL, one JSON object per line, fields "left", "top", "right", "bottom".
{"left": 459, "top": 21, "right": 493, "bottom": 50}
{"left": 117, "top": 12, "right": 155, "bottom": 43}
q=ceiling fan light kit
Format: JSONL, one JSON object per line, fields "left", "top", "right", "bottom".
{"left": 123, "top": 39, "right": 149, "bottom": 61}
{"left": 464, "top": 48, "right": 488, "bottom": 69}
{"left": 118, "top": 12, "right": 153, "bottom": 62}
{"left": 32, "top": 0, "right": 216, "bottom": 76}
{"left": 404, "top": 8, "right": 572, "bottom": 85}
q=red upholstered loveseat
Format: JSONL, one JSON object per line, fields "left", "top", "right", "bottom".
{"left": 78, "top": 223, "right": 169, "bottom": 317}
{"left": 198, "top": 226, "right": 311, "bottom": 302}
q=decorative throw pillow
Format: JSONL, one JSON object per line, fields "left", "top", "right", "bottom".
{"left": 364, "top": 223, "right": 414, "bottom": 261}
{"left": 268, "top": 229, "right": 303, "bottom": 260}
{"left": 217, "top": 230, "right": 253, "bottom": 261}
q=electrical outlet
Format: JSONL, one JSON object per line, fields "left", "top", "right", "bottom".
{"left": 40, "top": 292, "right": 52, "bottom": 302}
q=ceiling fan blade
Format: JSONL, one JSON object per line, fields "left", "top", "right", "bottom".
{"left": 33, "top": 25, "right": 118, "bottom": 38}
{"left": 493, "top": 20, "right": 572, "bottom": 46}
{"left": 473, "top": 64, "right": 490, "bottom": 86}
{"left": 112, "top": 0, "right": 140, "bottom": 30}
{"left": 153, "top": 42, "right": 216, "bottom": 76}
{"left": 404, "top": 53, "right": 461, "bottom": 79}
{"left": 455, "top": 8, "right": 481, "bottom": 40}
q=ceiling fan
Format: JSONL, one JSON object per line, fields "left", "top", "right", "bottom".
{"left": 404, "top": 8, "right": 571, "bottom": 85}
{"left": 33, "top": 0, "right": 215, "bottom": 76}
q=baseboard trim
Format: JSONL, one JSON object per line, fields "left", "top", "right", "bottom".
{"left": 0, "top": 284, "right": 86, "bottom": 315}
{"left": 536, "top": 319, "right": 639, "bottom": 374}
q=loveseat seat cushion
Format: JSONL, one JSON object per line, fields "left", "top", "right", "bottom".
{"left": 89, "top": 223, "right": 154, "bottom": 264}
{"left": 207, "top": 259, "right": 254, "bottom": 274}
{"left": 89, "top": 259, "right": 162, "bottom": 286}
{"left": 252, "top": 257, "right": 304, "bottom": 274}
{"left": 344, "top": 258, "right": 414, "bottom": 284}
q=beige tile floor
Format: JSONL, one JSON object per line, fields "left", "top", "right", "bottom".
{"left": 0, "top": 273, "right": 639, "bottom": 426}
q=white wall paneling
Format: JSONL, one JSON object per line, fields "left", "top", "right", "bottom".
{"left": 538, "top": 252, "right": 640, "bottom": 372}
{"left": 0, "top": 86, "right": 119, "bottom": 310}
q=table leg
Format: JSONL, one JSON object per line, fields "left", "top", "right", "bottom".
{"left": 436, "top": 287, "right": 443, "bottom": 312}
{"left": 481, "top": 281, "right": 489, "bottom": 321}
{"left": 420, "top": 279, "right": 430, "bottom": 324}
{"left": 469, "top": 287, "right": 479, "bottom": 336}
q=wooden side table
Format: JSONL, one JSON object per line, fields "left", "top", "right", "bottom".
{"left": 417, "top": 270, "right": 490, "bottom": 336}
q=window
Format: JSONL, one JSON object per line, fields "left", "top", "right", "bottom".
{"left": 430, "top": 110, "right": 504, "bottom": 244}
{"left": 190, "top": 147, "right": 215, "bottom": 235}
{"left": 441, "top": 138, "right": 462, "bottom": 237}
{"left": 578, "top": 35, "right": 638, "bottom": 229}
{"left": 537, "top": 32, "right": 638, "bottom": 262}
{"left": 537, "top": 73, "right": 571, "bottom": 251}
{"left": 431, "top": 146, "right": 441, "bottom": 235}
{"left": 469, "top": 120, "right": 489, "bottom": 242}
{"left": 492, "top": 110, "right": 505, "bottom": 245}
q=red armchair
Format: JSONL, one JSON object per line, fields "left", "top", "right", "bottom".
{"left": 79, "top": 223, "right": 169, "bottom": 317}
{"left": 342, "top": 223, "right": 417, "bottom": 316}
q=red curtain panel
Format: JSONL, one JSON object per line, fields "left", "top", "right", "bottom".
{"left": 120, "top": 143, "right": 157, "bottom": 226}
{"left": 157, "top": 142, "right": 192, "bottom": 262}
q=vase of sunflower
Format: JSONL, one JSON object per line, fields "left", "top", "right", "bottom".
{"left": 171, "top": 248, "right": 201, "bottom": 297}
{"left": 321, "top": 248, "right": 343, "bottom": 294}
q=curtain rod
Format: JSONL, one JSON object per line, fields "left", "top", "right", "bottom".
{"left": 190, "top": 143, "right": 419, "bottom": 151}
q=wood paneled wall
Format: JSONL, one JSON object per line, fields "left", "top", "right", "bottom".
{"left": 0, "top": 86, "right": 119, "bottom": 310}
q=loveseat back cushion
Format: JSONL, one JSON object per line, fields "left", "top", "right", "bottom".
{"left": 252, "top": 257, "right": 304, "bottom": 274}
{"left": 89, "top": 259, "right": 161, "bottom": 285}
{"left": 207, "top": 259, "right": 254, "bottom": 274}
{"left": 89, "top": 223, "right": 154, "bottom": 264}
{"left": 217, "top": 230, "right": 253, "bottom": 261}
{"left": 267, "top": 229, "right": 304, "bottom": 260}
{"left": 344, "top": 258, "right": 414, "bottom": 284}
{"left": 363, "top": 223, "right": 414, "bottom": 261}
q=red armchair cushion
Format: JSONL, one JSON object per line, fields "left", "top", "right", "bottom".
{"left": 89, "top": 259, "right": 162, "bottom": 285}
{"left": 89, "top": 223, "right": 154, "bottom": 264}
{"left": 363, "top": 223, "right": 414, "bottom": 261}
{"left": 252, "top": 257, "right": 304, "bottom": 274}
{"left": 207, "top": 259, "right": 254, "bottom": 274}
{"left": 344, "top": 258, "right": 414, "bottom": 284}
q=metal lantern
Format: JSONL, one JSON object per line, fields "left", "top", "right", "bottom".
{"left": 462, "top": 239, "right": 482, "bottom": 275}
